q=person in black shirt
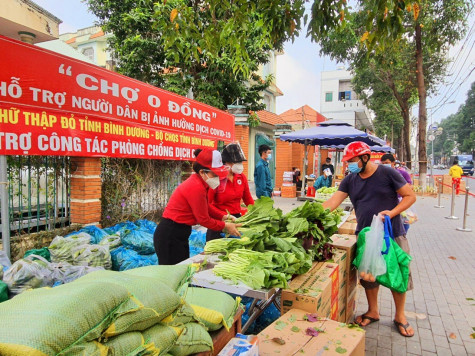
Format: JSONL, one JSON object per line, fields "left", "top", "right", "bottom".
{"left": 292, "top": 167, "right": 302, "bottom": 190}
{"left": 321, "top": 158, "right": 335, "bottom": 186}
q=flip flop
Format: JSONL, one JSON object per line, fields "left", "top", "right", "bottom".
{"left": 393, "top": 320, "right": 415, "bottom": 337}
{"left": 355, "top": 314, "right": 380, "bottom": 327}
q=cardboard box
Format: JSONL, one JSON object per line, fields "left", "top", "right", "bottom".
{"left": 281, "top": 185, "right": 296, "bottom": 198}
{"left": 441, "top": 174, "right": 466, "bottom": 195}
{"left": 258, "top": 309, "right": 365, "bottom": 356}
{"left": 281, "top": 262, "right": 335, "bottom": 316}
{"left": 337, "top": 221, "right": 357, "bottom": 234}
{"left": 346, "top": 288, "right": 358, "bottom": 323}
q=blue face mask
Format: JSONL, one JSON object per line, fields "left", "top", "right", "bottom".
{"left": 267, "top": 154, "right": 272, "bottom": 161}
{"left": 348, "top": 161, "right": 362, "bottom": 174}
{"left": 383, "top": 163, "right": 392, "bottom": 168}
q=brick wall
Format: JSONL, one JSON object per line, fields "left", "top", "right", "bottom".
{"left": 292, "top": 144, "right": 315, "bottom": 176}
{"left": 234, "top": 125, "right": 250, "bottom": 177}
{"left": 70, "top": 157, "right": 102, "bottom": 226}
{"left": 275, "top": 138, "right": 293, "bottom": 187}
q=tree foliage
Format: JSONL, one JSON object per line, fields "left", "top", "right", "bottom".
{"left": 86, "top": 0, "right": 277, "bottom": 111}
{"left": 433, "top": 82, "right": 475, "bottom": 161}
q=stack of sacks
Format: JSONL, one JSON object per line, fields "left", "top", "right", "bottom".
{"left": 0, "top": 265, "right": 241, "bottom": 356}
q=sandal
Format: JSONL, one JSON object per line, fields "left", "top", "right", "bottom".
{"left": 355, "top": 314, "right": 380, "bottom": 327}
{"left": 393, "top": 320, "right": 414, "bottom": 337}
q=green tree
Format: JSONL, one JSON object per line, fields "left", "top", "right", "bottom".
{"left": 459, "top": 82, "right": 475, "bottom": 155}
{"left": 86, "top": 0, "right": 277, "bottom": 111}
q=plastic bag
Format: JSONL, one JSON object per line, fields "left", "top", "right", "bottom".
{"left": 71, "top": 244, "right": 112, "bottom": 269}
{"left": 24, "top": 247, "right": 51, "bottom": 261}
{"left": 76, "top": 226, "right": 110, "bottom": 244}
{"left": 135, "top": 219, "right": 157, "bottom": 234}
{"left": 120, "top": 229, "right": 154, "bottom": 255}
{"left": 0, "top": 251, "right": 12, "bottom": 280}
{"left": 401, "top": 207, "right": 418, "bottom": 225}
{"left": 357, "top": 215, "right": 387, "bottom": 281}
{"left": 53, "top": 263, "right": 104, "bottom": 286}
{"left": 3, "top": 255, "right": 58, "bottom": 295}
{"left": 49, "top": 234, "right": 91, "bottom": 263}
{"left": 104, "top": 221, "right": 137, "bottom": 236}
{"left": 99, "top": 234, "right": 122, "bottom": 249}
{"left": 110, "top": 246, "right": 157, "bottom": 271}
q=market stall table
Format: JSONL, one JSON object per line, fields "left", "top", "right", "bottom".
{"left": 179, "top": 253, "right": 281, "bottom": 333}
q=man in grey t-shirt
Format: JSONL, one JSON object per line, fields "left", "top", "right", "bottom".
{"left": 323, "top": 141, "right": 416, "bottom": 337}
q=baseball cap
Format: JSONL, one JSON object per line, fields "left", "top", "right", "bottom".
{"left": 195, "top": 149, "right": 230, "bottom": 179}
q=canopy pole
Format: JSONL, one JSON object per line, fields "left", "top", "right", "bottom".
{"left": 301, "top": 140, "right": 309, "bottom": 197}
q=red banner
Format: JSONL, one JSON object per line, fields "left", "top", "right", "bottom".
{"left": 0, "top": 35, "right": 235, "bottom": 160}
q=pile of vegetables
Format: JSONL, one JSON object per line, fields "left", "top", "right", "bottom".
{"left": 316, "top": 186, "right": 338, "bottom": 194}
{"left": 204, "top": 197, "right": 342, "bottom": 289}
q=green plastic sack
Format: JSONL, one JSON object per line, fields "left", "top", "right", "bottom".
{"left": 168, "top": 322, "right": 212, "bottom": 356}
{"left": 103, "top": 331, "right": 149, "bottom": 356}
{"left": 161, "top": 302, "right": 200, "bottom": 327}
{"left": 353, "top": 217, "right": 412, "bottom": 294}
{"left": 123, "top": 265, "right": 194, "bottom": 295}
{"left": 76, "top": 269, "right": 182, "bottom": 337}
{"left": 0, "top": 280, "right": 136, "bottom": 356}
{"left": 0, "top": 281, "right": 8, "bottom": 303}
{"left": 24, "top": 247, "right": 51, "bottom": 261}
{"left": 143, "top": 323, "right": 183, "bottom": 355}
{"left": 184, "top": 287, "right": 240, "bottom": 331}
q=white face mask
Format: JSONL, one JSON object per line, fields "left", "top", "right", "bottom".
{"left": 232, "top": 163, "right": 244, "bottom": 174}
{"left": 204, "top": 173, "right": 220, "bottom": 189}
{"left": 383, "top": 163, "right": 392, "bottom": 168}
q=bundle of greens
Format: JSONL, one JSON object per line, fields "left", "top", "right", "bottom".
{"left": 213, "top": 249, "right": 312, "bottom": 289}
{"left": 205, "top": 197, "right": 342, "bottom": 289}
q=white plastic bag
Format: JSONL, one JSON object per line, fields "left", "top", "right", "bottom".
{"left": 358, "top": 215, "right": 387, "bottom": 281}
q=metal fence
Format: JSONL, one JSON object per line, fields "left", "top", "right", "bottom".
{"left": 0, "top": 156, "right": 71, "bottom": 241}
{"left": 100, "top": 158, "right": 186, "bottom": 227}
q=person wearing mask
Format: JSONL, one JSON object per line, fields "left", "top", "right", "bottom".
{"left": 313, "top": 168, "right": 332, "bottom": 190}
{"left": 381, "top": 154, "right": 412, "bottom": 185}
{"left": 321, "top": 157, "right": 335, "bottom": 186}
{"left": 154, "top": 148, "right": 241, "bottom": 265}
{"left": 323, "top": 141, "right": 416, "bottom": 337}
{"left": 206, "top": 143, "right": 254, "bottom": 241}
{"left": 449, "top": 159, "right": 464, "bottom": 195}
{"left": 292, "top": 167, "right": 302, "bottom": 190}
{"left": 254, "top": 144, "right": 273, "bottom": 198}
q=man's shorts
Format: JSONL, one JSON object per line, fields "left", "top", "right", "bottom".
{"left": 359, "top": 235, "right": 413, "bottom": 292}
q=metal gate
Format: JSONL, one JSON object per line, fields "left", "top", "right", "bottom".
{"left": 0, "top": 156, "right": 71, "bottom": 244}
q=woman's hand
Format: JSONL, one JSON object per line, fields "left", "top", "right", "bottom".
{"left": 224, "top": 222, "right": 242, "bottom": 237}
{"left": 222, "top": 214, "right": 236, "bottom": 222}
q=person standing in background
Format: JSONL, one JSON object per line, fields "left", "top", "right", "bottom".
{"left": 313, "top": 168, "right": 332, "bottom": 190}
{"left": 321, "top": 157, "right": 335, "bottom": 186}
{"left": 254, "top": 144, "right": 273, "bottom": 198}
{"left": 381, "top": 155, "right": 412, "bottom": 185}
{"left": 449, "top": 160, "right": 464, "bottom": 195}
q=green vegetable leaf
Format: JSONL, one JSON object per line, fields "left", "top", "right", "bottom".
{"left": 275, "top": 321, "right": 288, "bottom": 331}
{"left": 291, "top": 326, "right": 301, "bottom": 332}
{"left": 335, "top": 346, "right": 347, "bottom": 354}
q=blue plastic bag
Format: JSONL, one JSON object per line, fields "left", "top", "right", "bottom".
{"left": 110, "top": 246, "right": 157, "bottom": 271}
{"left": 189, "top": 230, "right": 206, "bottom": 249}
{"left": 135, "top": 219, "right": 158, "bottom": 234}
{"left": 120, "top": 229, "right": 154, "bottom": 255}
{"left": 104, "top": 221, "right": 137, "bottom": 235}
{"left": 77, "top": 226, "right": 110, "bottom": 244}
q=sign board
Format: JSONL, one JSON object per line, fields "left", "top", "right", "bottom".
{"left": 0, "top": 35, "right": 234, "bottom": 160}
{"left": 428, "top": 134, "right": 435, "bottom": 141}
{"left": 429, "top": 124, "right": 438, "bottom": 131}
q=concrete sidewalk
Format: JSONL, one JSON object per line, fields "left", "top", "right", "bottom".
{"left": 273, "top": 192, "right": 475, "bottom": 355}
{"left": 354, "top": 194, "right": 475, "bottom": 356}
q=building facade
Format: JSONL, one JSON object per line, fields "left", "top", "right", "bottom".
{"left": 320, "top": 68, "right": 373, "bottom": 130}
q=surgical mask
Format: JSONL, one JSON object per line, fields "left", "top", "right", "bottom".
{"left": 232, "top": 163, "right": 244, "bottom": 174}
{"left": 383, "top": 163, "right": 392, "bottom": 168}
{"left": 267, "top": 154, "right": 272, "bottom": 161}
{"left": 204, "top": 173, "right": 220, "bottom": 189}
{"left": 348, "top": 162, "right": 362, "bottom": 174}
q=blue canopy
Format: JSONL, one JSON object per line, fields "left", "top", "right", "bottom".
{"left": 280, "top": 119, "right": 386, "bottom": 147}
{"left": 322, "top": 144, "right": 395, "bottom": 153}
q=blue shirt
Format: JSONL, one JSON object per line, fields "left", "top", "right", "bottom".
{"left": 254, "top": 158, "right": 272, "bottom": 198}
{"left": 313, "top": 175, "right": 331, "bottom": 190}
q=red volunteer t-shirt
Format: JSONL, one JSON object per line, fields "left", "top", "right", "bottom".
{"left": 208, "top": 173, "right": 254, "bottom": 215}
{"left": 163, "top": 173, "right": 226, "bottom": 231}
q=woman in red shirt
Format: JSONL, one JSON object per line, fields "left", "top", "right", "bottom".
{"left": 154, "top": 148, "right": 241, "bottom": 265}
{"left": 206, "top": 143, "right": 254, "bottom": 241}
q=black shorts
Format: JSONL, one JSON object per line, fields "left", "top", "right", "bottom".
{"left": 154, "top": 218, "right": 192, "bottom": 265}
